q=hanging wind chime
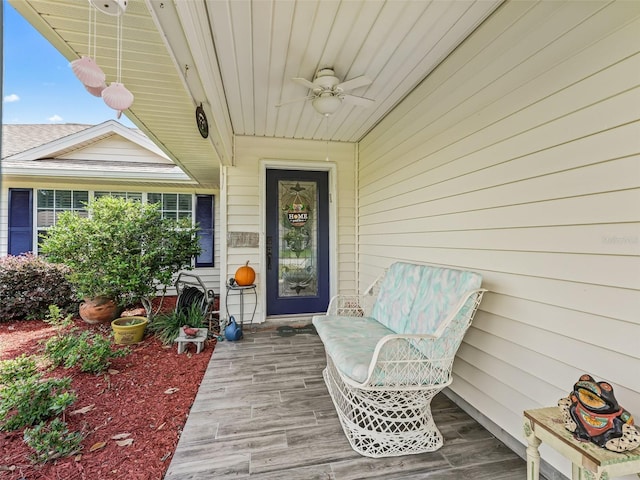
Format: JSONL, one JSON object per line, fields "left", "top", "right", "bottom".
{"left": 71, "top": 2, "right": 106, "bottom": 94}
{"left": 72, "top": 0, "right": 133, "bottom": 118}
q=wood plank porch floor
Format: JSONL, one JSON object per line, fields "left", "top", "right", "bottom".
{"left": 164, "top": 327, "right": 532, "bottom": 480}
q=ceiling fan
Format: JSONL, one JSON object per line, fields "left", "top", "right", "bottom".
{"left": 278, "top": 68, "right": 374, "bottom": 115}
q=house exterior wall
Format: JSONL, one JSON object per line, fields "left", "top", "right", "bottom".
{"left": 224, "top": 135, "right": 357, "bottom": 323}
{"left": 0, "top": 178, "right": 220, "bottom": 296}
{"left": 58, "top": 136, "right": 174, "bottom": 164}
{"left": 358, "top": 1, "right": 640, "bottom": 477}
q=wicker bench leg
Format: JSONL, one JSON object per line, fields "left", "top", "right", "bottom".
{"left": 322, "top": 357, "right": 443, "bottom": 458}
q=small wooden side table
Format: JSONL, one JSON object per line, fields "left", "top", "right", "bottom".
{"left": 524, "top": 407, "right": 640, "bottom": 480}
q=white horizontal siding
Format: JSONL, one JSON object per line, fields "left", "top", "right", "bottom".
{"left": 226, "top": 135, "right": 357, "bottom": 323}
{"left": 358, "top": 1, "right": 640, "bottom": 478}
{"left": 61, "top": 136, "right": 173, "bottom": 164}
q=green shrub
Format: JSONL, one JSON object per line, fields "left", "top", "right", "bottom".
{"left": 0, "top": 254, "right": 76, "bottom": 322}
{"left": 24, "top": 418, "right": 83, "bottom": 463}
{"left": 45, "top": 330, "right": 129, "bottom": 374}
{"left": 0, "top": 355, "right": 39, "bottom": 385}
{"left": 148, "top": 303, "right": 206, "bottom": 345}
{"left": 0, "top": 375, "right": 75, "bottom": 431}
{"left": 39, "top": 196, "right": 201, "bottom": 320}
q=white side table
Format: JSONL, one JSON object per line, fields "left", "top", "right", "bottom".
{"left": 524, "top": 407, "right": 640, "bottom": 480}
{"left": 174, "top": 328, "right": 208, "bottom": 354}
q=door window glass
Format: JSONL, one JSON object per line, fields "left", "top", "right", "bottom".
{"left": 278, "top": 181, "right": 318, "bottom": 297}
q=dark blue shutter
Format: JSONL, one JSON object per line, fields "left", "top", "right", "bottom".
{"left": 8, "top": 188, "right": 34, "bottom": 256}
{"left": 195, "top": 195, "right": 214, "bottom": 267}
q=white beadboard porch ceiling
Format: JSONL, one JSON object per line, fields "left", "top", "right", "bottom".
{"left": 8, "top": 0, "right": 502, "bottom": 188}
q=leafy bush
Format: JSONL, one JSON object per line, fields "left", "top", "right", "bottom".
{"left": 0, "top": 254, "right": 75, "bottom": 322}
{"left": 45, "top": 330, "right": 129, "bottom": 374}
{"left": 0, "top": 375, "right": 75, "bottom": 431}
{"left": 39, "top": 196, "right": 201, "bottom": 320}
{"left": 0, "top": 355, "right": 38, "bottom": 385}
{"left": 148, "top": 303, "right": 206, "bottom": 345}
{"left": 24, "top": 418, "right": 83, "bottom": 463}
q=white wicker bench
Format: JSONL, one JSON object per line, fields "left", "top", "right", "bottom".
{"left": 312, "top": 262, "right": 486, "bottom": 458}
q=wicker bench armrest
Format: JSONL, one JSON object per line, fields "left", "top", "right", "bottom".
{"left": 326, "top": 294, "right": 370, "bottom": 316}
{"left": 353, "top": 333, "right": 454, "bottom": 389}
{"left": 326, "top": 269, "right": 387, "bottom": 316}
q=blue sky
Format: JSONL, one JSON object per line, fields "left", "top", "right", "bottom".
{"left": 2, "top": 2, "right": 134, "bottom": 127}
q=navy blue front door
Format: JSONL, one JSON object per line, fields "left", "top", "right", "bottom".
{"left": 266, "top": 169, "right": 329, "bottom": 315}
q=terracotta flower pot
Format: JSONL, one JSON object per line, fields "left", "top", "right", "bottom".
{"left": 111, "top": 316, "right": 149, "bottom": 345}
{"left": 79, "top": 297, "right": 122, "bottom": 324}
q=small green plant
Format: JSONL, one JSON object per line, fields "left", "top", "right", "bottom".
{"left": 0, "top": 375, "right": 75, "bottom": 431}
{"left": 23, "top": 418, "right": 83, "bottom": 463}
{"left": 76, "top": 333, "right": 129, "bottom": 373}
{"left": 116, "top": 317, "right": 147, "bottom": 326}
{"left": 43, "top": 304, "right": 74, "bottom": 331}
{"left": 45, "top": 331, "right": 129, "bottom": 374}
{"left": 0, "top": 355, "right": 39, "bottom": 385}
{"left": 44, "top": 334, "right": 78, "bottom": 367}
{"left": 148, "top": 302, "right": 206, "bottom": 345}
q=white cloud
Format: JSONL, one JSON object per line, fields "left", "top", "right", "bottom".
{"left": 3, "top": 94, "right": 20, "bottom": 103}
{"left": 48, "top": 114, "right": 64, "bottom": 123}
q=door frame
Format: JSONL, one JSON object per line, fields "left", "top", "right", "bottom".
{"left": 259, "top": 159, "right": 338, "bottom": 319}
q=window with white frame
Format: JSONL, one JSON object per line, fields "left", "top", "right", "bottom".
{"left": 95, "top": 191, "right": 142, "bottom": 202}
{"left": 147, "top": 193, "right": 193, "bottom": 220}
{"left": 37, "top": 189, "right": 89, "bottom": 244}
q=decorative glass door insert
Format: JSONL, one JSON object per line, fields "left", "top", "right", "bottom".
{"left": 278, "top": 180, "right": 318, "bottom": 297}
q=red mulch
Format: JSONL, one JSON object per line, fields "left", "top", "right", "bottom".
{"left": 0, "top": 297, "right": 215, "bottom": 480}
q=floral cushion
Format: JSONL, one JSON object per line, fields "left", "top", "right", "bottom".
{"left": 312, "top": 315, "right": 395, "bottom": 383}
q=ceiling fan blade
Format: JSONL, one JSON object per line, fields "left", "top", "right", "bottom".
{"left": 342, "top": 93, "right": 375, "bottom": 107}
{"left": 275, "top": 95, "right": 315, "bottom": 107}
{"left": 292, "top": 77, "right": 317, "bottom": 90}
{"left": 336, "top": 75, "right": 372, "bottom": 91}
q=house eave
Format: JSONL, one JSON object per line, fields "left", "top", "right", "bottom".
{"left": 2, "top": 167, "right": 197, "bottom": 185}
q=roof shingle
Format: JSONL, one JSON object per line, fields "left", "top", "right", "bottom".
{"left": 1, "top": 124, "right": 92, "bottom": 159}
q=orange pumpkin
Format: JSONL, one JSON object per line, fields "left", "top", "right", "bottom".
{"left": 235, "top": 261, "right": 256, "bottom": 286}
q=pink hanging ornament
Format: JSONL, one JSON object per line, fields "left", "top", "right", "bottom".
{"left": 71, "top": 56, "right": 106, "bottom": 88}
{"left": 85, "top": 82, "right": 107, "bottom": 97}
{"left": 102, "top": 82, "right": 134, "bottom": 114}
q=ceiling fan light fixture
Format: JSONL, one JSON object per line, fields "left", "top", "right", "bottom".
{"left": 312, "top": 95, "right": 342, "bottom": 115}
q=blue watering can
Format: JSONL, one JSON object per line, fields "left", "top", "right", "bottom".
{"left": 224, "top": 316, "right": 243, "bottom": 341}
